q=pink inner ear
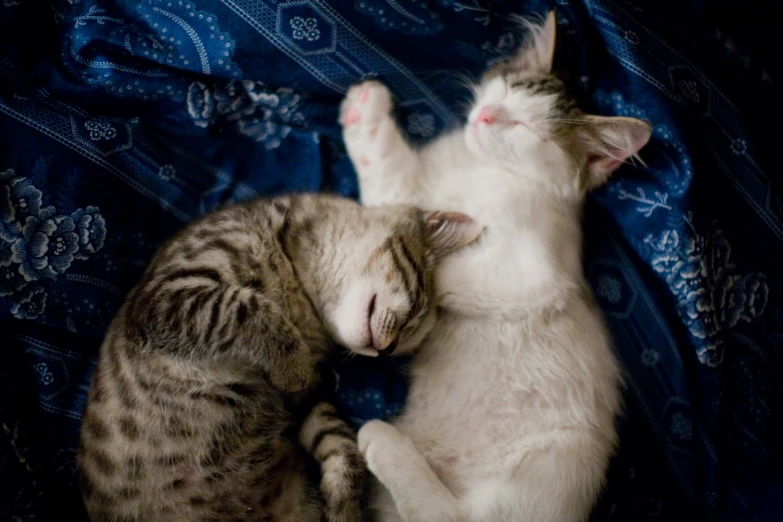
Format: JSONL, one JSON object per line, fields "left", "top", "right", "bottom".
{"left": 589, "top": 154, "right": 625, "bottom": 173}
{"left": 426, "top": 211, "right": 473, "bottom": 226}
{"left": 589, "top": 126, "right": 651, "bottom": 174}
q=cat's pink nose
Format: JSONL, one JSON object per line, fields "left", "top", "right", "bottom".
{"left": 478, "top": 107, "right": 495, "bottom": 125}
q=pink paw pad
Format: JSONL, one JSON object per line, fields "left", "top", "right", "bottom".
{"left": 360, "top": 156, "right": 370, "bottom": 166}
{"left": 370, "top": 128, "right": 378, "bottom": 137}
{"left": 344, "top": 107, "right": 361, "bottom": 125}
{"left": 359, "top": 89, "right": 369, "bottom": 104}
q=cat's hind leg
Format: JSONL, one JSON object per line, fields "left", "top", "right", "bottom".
{"left": 340, "top": 81, "right": 421, "bottom": 207}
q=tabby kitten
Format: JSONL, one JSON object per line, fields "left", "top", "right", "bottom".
{"left": 77, "top": 193, "right": 480, "bottom": 522}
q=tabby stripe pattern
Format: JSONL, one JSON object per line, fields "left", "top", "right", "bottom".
{"left": 299, "top": 403, "right": 365, "bottom": 522}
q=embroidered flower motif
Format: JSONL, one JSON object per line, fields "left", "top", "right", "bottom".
{"left": 730, "top": 138, "right": 747, "bottom": 156}
{"left": 407, "top": 113, "right": 435, "bottom": 137}
{"left": 0, "top": 176, "right": 15, "bottom": 222}
{"left": 678, "top": 80, "right": 700, "bottom": 103}
{"left": 11, "top": 207, "right": 79, "bottom": 281}
{"left": 0, "top": 262, "right": 27, "bottom": 296}
{"left": 1, "top": 169, "right": 42, "bottom": 233}
{"left": 158, "top": 164, "right": 176, "bottom": 181}
{"left": 290, "top": 16, "right": 320, "bottom": 41}
{"left": 71, "top": 206, "right": 107, "bottom": 260}
{"left": 641, "top": 349, "right": 660, "bottom": 366}
{"left": 221, "top": 81, "right": 267, "bottom": 119}
{"left": 645, "top": 224, "right": 768, "bottom": 367}
{"left": 186, "top": 82, "right": 215, "bottom": 128}
{"left": 596, "top": 274, "right": 622, "bottom": 304}
{"left": 624, "top": 30, "right": 639, "bottom": 44}
{"left": 670, "top": 412, "right": 692, "bottom": 441}
{"left": 52, "top": 447, "right": 79, "bottom": 490}
{"left": 238, "top": 119, "right": 292, "bottom": 148}
{"left": 33, "top": 362, "right": 54, "bottom": 386}
{"left": 186, "top": 80, "right": 305, "bottom": 150}
{"left": 0, "top": 182, "right": 21, "bottom": 244}
{"left": 10, "top": 284, "right": 47, "bottom": 320}
{"left": 0, "top": 239, "right": 13, "bottom": 269}
{"left": 1, "top": 166, "right": 106, "bottom": 320}
{"left": 84, "top": 121, "right": 117, "bottom": 141}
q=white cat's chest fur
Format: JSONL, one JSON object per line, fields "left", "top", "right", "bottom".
{"left": 402, "top": 318, "right": 542, "bottom": 472}
{"left": 399, "top": 304, "right": 619, "bottom": 477}
{"left": 417, "top": 132, "right": 564, "bottom": 219}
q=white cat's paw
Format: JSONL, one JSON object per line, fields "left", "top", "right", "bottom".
{"left": 358, "top": 419, "right": 395, "bottom": 454}
{"left": 339, "top": 80, "right": 393, "bottom": 134}
{"left": 358, "top": 420, "right": 411, "bottom": 476}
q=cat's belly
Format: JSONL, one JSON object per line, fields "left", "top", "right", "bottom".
{"left": 392, "top": 313, "right": 618, "bottom": 486}
{"left": 395, "top": 325, "right": 542, "bottom": 479}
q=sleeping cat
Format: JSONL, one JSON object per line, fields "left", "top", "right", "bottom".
{"left": 77, "top": 193, "right": 481, "bottom": 522}
{"left": 339, "top": 11, "right": 652, "bottom": 522}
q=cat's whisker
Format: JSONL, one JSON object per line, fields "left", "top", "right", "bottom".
{"left": 548, "top": 118, "right": 591, "bottom": 125}
{"left": 456, "top": 99, "right": 475, "bottom": 116}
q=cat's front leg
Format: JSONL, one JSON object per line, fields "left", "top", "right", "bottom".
{"left": 135, "top": 280, "right": 316, "bottom": 393}
{"left": 340, "top": 81, "right": 421, "bottom": 207}
{"left": 358, "top": 420, "right": 461, "bottom": 522}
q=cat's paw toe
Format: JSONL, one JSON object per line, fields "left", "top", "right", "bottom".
{"left": 339, "top": 80, "right": 393, "bottom": 129}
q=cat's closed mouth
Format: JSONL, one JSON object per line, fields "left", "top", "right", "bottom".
{"left": 366, "top": 293, "right": 398, "bottom": 357}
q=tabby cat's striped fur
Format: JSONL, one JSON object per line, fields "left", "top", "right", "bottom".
{"left": 77, "top": 193, "right": 480, "bottom": 522}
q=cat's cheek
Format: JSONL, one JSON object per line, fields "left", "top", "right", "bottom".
{"left": 396, "top": 312, "right": 436, "bottom": 355}
{"left": 327, "top": 280, "right": 375, "bottom": 351}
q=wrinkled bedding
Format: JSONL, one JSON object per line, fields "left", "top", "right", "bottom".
{"left": 1, "top": 1, "right": 781, "bottom": 520}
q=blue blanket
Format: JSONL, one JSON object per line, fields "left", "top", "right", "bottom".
{"left": 1, "top": 1, "right": 781, "bottom": 520}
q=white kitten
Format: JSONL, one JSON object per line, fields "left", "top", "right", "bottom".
{"left": 339, "top": 10, "right": 652, "bottom": 522}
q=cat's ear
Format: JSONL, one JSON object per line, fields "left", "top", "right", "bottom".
{"left": 511, "top": 10, "right": 557, "bottom": 73}
{"left": 424, "top": 211, "right": 483, "bottom": 257}
{"left": 581, "top": 116, "right": 652, "bottom": 189}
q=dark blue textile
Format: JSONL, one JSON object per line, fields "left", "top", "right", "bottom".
{"left": 1, "top": 1, "right": 781, "bottom": 520}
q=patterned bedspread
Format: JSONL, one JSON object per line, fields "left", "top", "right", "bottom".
{"left": 1, "top": 1, "right": 781, "bottom": 520}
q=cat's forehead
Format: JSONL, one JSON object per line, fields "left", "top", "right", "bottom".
{"left": 504, "top": 70, "right": 565, "bottom": 96}
{"left": 478, "top": 68, "right": 575, "bottom": 119}
{"left": 485, "top": 64, "right": 558, "bottom": 94}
